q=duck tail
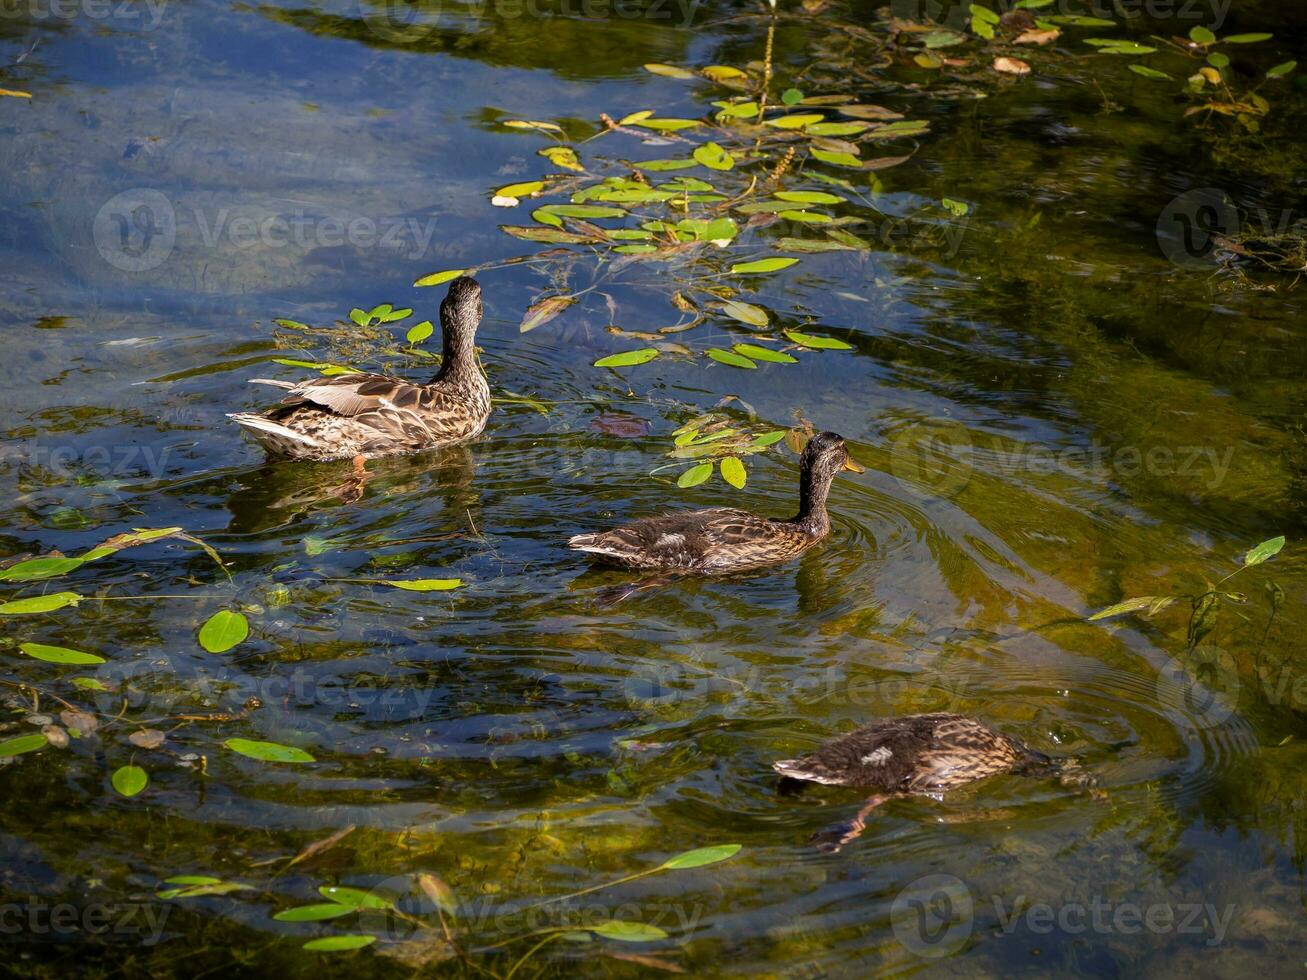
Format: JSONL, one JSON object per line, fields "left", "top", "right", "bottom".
{"left": 772, "top": 758, "right": 847, "bottom": 785}
{"left": 227, "top": 412, "right": 319, "bottom": 455}
{"left": 567, "top": 532, "right": 627, "bottom": 558}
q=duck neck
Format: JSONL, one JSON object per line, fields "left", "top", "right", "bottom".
{"left": 792, "top": 465, "right": 833, "bottom": 536}
{"left": 432, "top": 320, "right": 478, "bottom": 385}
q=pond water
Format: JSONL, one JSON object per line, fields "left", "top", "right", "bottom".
{"left": 2, "top": 0, "right": 1306, "bottom": 975}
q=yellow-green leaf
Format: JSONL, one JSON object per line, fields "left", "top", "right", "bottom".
{"left": 730, "top": 257, "right": 798, "bottom": 274}
{"left": 414, "top": 268, "right": 466, "bottom": 287}
{"left": 677, "top": 462, "right": 713, "bottom": 488}
{"left": 198, "top": 610, "right": 248, "bottom": 653}
{"left": 225, "top": 738, "right": 315, "bottom": 763}
{"left": 112, "top": 765, "right": 148, "bottom": 797}
{"left": 595, "top": 348, "right": 660, "bottom": 369}
{"left": 381, "top": 579, "right": 463, "bottom": 591}
{"left": 720, "top": 457, "right": 747, "bottom": 489}
{"left": 19, "top": 642, "right": 105, "bottom": 665}
{"left": 1244, "top": 536, "right": 1285, "bottom": 566}
{"left": 784, "top": 329, "right": 852, "bottom": 350}
{"left": 734, "top": 343, "right": 797, "bottom": 364}
{"left": 0, "top": 592, "right": 82, "bottom": 615}
{"left": 719, "top": 300, "right": 769, "bottom": 327}
{"left": 692, "top": 141, "right": 735, "bottom": 170}
{"left": 707, "top": 348, "right": 757, "bottom": 369}
{"left": 643, "top": 63, "right": 695, "bottom": 79}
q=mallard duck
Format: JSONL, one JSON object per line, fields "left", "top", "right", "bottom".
{"left": 228, "top": 276, "right": 491, "bottom": 461}
{"left": 568, "top": 431, "right": 864, "bottom": 573}
{"left": 774, "top": 713, "right": 1058, "bottom": 852}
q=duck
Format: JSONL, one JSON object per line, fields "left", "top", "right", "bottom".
{"left": 568, "top": 431, "right": 864, "bottom": 573}
{"left": 774, "top": 713, "right": 1061, "bottom": 852}
{"left": 228, "top": 276, "right": 491, "bottom": 462}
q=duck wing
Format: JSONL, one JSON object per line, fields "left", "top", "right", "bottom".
{"left": 568, "top": 508, "right": 771, "bottom": 568}
{"left": 272, "top": 374, "right": 425, "bottom": 418}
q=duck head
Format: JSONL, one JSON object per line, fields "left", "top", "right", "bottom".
{"left": 437, "top": 276, "right": 483, "bottom": 375}
{"left": 796, "top": 431, "right": 863, "bottom": 530}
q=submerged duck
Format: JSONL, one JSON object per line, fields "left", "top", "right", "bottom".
{"left": 774, "top": 713, "right": 1060, "bottom": 852}
{"left": 568, "top": 431, "right": 864, "bottom": 573}
{"left": 228, "top": 276, "right": 491, "bottom": 462}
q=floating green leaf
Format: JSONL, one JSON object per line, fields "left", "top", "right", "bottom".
{"left": 0, "top": 734, "right": 47, "bottom": 757}
{"left": 225, "top": 738, "right": 315, "bottom": 764}
{"left": 539, "top": 145, "right": 583, "bottom": 171}
{"left": 719, "top": 300, "right": 769, "bottom": 327}
{"left": 730, "top": 257, "right": 798, "bottom": 274}
{"left": 590, "top": 920, "right": 668, "bottom": 942}
{"left": 658, "top": 843, "right": 743, "bottom": 870}
{"left": 318, "top": 886, "right": 393, "bottom": 909}
{"left": 720, "top": 457, "right": 747, "bottom": 489}
{"left": 274, "top": 904, "right": 355, "bottom": 922}
{"left": 734, "top": 343, "right": 797, "bottom": 364}
{"left": 1267, "top": 61, "right": 1297, "bottom": 78}
{"left": 0, "top": 592, "right": 82, "bottom": 615}
{"left": 810, "top": 148, "right": 863, "bottom": 168}
{"left": 778, "top": 210, "right": 832, "bottom": 224}
{"left": 1189, "top": 26, "right": 1216, "bottom": 45}
{"left": 707, "top": 348, "right": 757, "bottom": 369}
{"left": 198, "top": 610, "right": 249, "bottom": 653}
{"left": 381, "top": 579, "right": 463, "bottom": 591}
{"left": 692, "top": 141, "right": 735, "bottom": 171}
{"left": 19, "top": 642, "right": 105, "bottom": 665}
{"left": 1223, "top": 33, "right": 1272, "bottom": 44}
{"left": 1244, "top": 536, "right": 1285, "bottom": 566}
{"left": 1088, "top": 596, "right": 1163, "bottom": 621}
{"left": 630, "top": 117, "right": 701, "bottom": 131}
{"left": 635, "top": 158, "right": 700, "bottom": 171}
{"left": 0, "top": 557, "right": 86, "bottom": 582}
{"left": 112, "top": 765, "right": 148, "bottom": 798}
{"left": 406, "top": 320, "right": 434, "bottom": 343}
{"left": 774, "top": 190, "right": 844, "bottom": 205}
{"left": 303, "top": 935, "right": 376, "bottom": 953}
{"left": 784, "top": 329, "right": 852, "bottom": 350}
{"left": 643, "top": 63, "right": 695, "bottom": 79}
{"left": 767, "top": 113, "right": 825, "bottom": 130}
{"left": 414, "top": 268, "right": 466, "bottom": 287}
{"left": 677, "top": 462, "right": 713, "bottom": 488}
{"left": 1129, "top": 65, "right": 1172, "bottom": 80}
{"left": 494, "top": 180, "right": 544, "bottom": 200}
{"left": 594, "top": 348, "right": 660, "bottom": 368}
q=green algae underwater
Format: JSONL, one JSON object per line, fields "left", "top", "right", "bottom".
{"left": 2, "top": 0, "right": 1307, "bottom": 975}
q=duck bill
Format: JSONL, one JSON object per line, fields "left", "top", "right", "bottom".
{"left": 843, "top": 458, "right": 866, "bottom": 474}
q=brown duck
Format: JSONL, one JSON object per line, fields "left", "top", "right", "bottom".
{"left": 774, "top": 713, "right": 1061, "bottom": 852}
{"left": 568, "top": 431, "right": 864, "bottom": 574}
{"left": 228, "top": 276, "right": 491, "bottom": 462}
